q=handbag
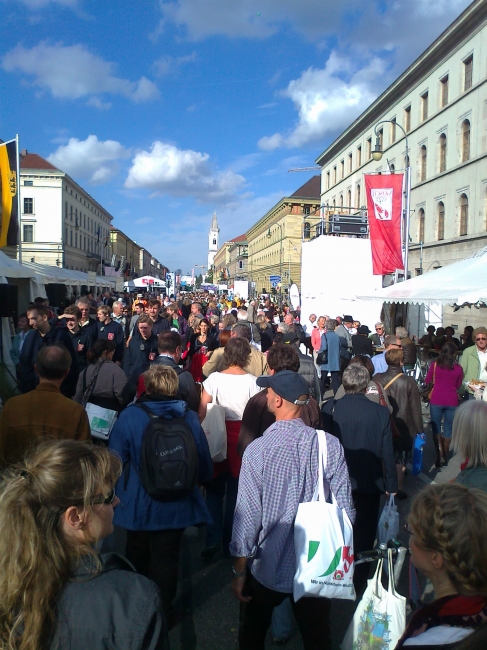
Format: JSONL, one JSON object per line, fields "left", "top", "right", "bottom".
{"left": 293, "top": 430, "right": 355, "bottom": 602}
{"left": 341, "top": 549, "right": 406, "bottom": 650}
{"left": 85, "top": 402, "right": 118, "bottom": 441}
{"left": 316, "top": 333, "right": 328, "bottom": 366}
{"left": 201, "top": 403, "right": 227, "bottom": 462}
{"left": 377, "top": 494, "right": 400, "bottom": 545}
{"left": 421, "top": 362, "right": 436, "bottom": 403}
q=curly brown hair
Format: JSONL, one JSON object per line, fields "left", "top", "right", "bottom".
{"left": 408, "top": 483, "right": 487, "bottom": 596}
{"left": 223, "top": 337, "right": 251, "bottom": 369}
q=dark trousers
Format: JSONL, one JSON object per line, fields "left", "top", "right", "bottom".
{"left": 125, "top": 528, "right": 184, "bottom": 621}
{"left": 352, "top": 491, "right": 381, "bottom": 597}
{"left": 239, "top": 573, "right": 332, "bottom": 650}
{"left": 205, "top": 471, "right": 238, "bottom": 553}
{"left": 321, "top": 370, "right": 341, "bottom": 397}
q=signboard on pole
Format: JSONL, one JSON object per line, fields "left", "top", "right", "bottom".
{"left": 115, "top": 278, "right": 124, "bottom": 292}
{"left": 289, "top": 283, "right": 300, "bottom": 309}
{"left": 87, "top": 271, "right": 96, "bottom": 286}
{"left": 269, "top": 275, "right": 281, "bottom": 288}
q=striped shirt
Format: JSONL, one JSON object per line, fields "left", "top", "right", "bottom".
{"left": 230, "top": 418, "right": 355, "bottom": 593}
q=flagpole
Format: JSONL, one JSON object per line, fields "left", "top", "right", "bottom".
{"left": 16, "top": 135, "right": 22, "bottom": 264}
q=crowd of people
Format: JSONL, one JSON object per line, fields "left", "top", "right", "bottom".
{"left": 0, "top": 289, "right": 486, "bottom": 649}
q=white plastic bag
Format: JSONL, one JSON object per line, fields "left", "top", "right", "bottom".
{"left": 341, "top": 549, "right": 406, "bottom": 650}
{"left": 377, "top": 495, "right": 400, "bottom": 545}
{"left": 85, "top": 402, "right": 117, "bottom": 440}
{"left": 201, "top": 403, "right": 227, "bottom": 462}
{"left": 293, "top": 430, "right": 355, "bottom": 602}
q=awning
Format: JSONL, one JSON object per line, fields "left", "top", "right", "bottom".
{"left": 358, "top": 246, "right": 487, "bottom": 305}
{"left": 21, "top": 262, "right": 116, "bottom": 288}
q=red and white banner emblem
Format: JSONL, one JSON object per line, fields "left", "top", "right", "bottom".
{"left": 107, "top": 332, "right": 115, "bottom": 341}
{"left": 364, "top": 174, "right": 404, "bottom": 275}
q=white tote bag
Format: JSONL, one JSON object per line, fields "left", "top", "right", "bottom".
{"left": 293, "top": 429, "right": 355, "bottom": 602}
{"left": 201, "top": 403, "right": 227, "bottom": 462}
{"left": 341, "top": 549, "right": 406, "bottom": 650}
{"left": 85, "top": 403, "right": 118, "bottom": 441}
{"left": 377, "top": 495, "right": 400, "bottom": 545}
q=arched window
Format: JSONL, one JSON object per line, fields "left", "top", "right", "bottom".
{"left": 356, "top": 184, "right": 361, "bottom": 210}
{"left": 439, "top": 134, "right": 447, "bottom": 173}
{"left": 462, "top": 120, "right": 470, "bottom": 162}
{"left": 340, "top": 194, "right": 343, "bottom": 210}
{"left": 438, "top": 202, "right": 445, "bottom": 240}
{"left": 418, "top": 208, "right": 425, "bottom": 242}
{"left": 420, "top": 145, "right": 427, "bottom": 182}
{"left": 460, "top": 194, "right": 468, "bottom": 236}
{"left": 303, "top": 222, "right": 311, "bottom": 239}
{"left": 333, "top": 198, "right": 336, "bottom": 210}
{"left": 389, "top": 163, "right": 395, "bottom": 173}
{"left": 348, "top": 189, "right": 352, "bottom": 213}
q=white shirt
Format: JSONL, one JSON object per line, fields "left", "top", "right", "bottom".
{"left": 203, "top": 372, "right": 262, "bottom": 420}
{"left": 478, "top": 348, "right": 487, "bottom": 382}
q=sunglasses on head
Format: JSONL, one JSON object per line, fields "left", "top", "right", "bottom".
{"left": 91, "top": 487, "right": 116, "bottom": 506}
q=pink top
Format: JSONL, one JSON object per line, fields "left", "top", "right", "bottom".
{"left": 311, "top": 328, "right": 325, "bottom": 351}
{"left": 425, "top": 362, "right": 464, "bottom": 406}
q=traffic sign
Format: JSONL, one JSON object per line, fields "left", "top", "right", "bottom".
{"left": 270, "top": 275, "right": 281, "bottom": 288}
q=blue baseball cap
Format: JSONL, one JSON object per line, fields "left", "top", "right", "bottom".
{"left": 257, "top": 370, "right": 310, "bottom": 405}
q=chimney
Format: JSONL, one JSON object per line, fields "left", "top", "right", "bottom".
{"left": 21, "top": 149, "right": 28, "bottom": 157}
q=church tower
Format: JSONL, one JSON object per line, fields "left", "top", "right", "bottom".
{"left": 208, "top": 212, "right": 219, "bottom": 270}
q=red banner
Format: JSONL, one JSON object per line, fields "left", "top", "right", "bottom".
{"left": 364, "top": 173, "right": 404, "bottom": 275}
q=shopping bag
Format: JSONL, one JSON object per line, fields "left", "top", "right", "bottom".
{"left": 85, "top": 402, "right": 118, "bottom": 441}
{"left": 341, "top": 549, "right": 406, "bottom": 650}
{"left": 201, "top": 403, "right": 227, "bottom": 462}
{"left": 377, "top": 494, "right": 399, "bottom": 545}
{"left": 293, "top": 429, "right": 355, "bottom": 602}
{"left": 412, "top": 433, "right": 426, "bottom": 475}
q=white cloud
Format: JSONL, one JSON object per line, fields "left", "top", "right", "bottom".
{"left": 48, "top": 135, "right": 129, "bottom": 184}
{"left": 153, "top": 52, "right": 196, "bottom": 77}
{"left": 125, "top": 141, "right": 245, "bottom": 203}
{"left": 11, "top": 0, "right": 79, "bottom": 7}
{"left": 1, "top": 42, "right": 159, "bottom": 105}
{"left": 258, "top": 52, "right": 386, "bottom": 150}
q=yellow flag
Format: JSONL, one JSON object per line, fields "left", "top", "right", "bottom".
{"left": 0, "top": 140, "right": 18, "bottom": 248}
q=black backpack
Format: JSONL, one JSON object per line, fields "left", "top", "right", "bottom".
{"left": 133, "top": 402, "right": 199, "bottom": 501}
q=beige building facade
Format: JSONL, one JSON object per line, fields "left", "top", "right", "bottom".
{"left": 227, "top": 235, "right": 248, "bottom": 287}
{"left": 246, "top": 177, "right": 321, "bottom": 296}
{"left": 316, "top": 0, "right": 487, "bottom": 326}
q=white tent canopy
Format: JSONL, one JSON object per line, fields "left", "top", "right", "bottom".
{"left": 358, "top": 246, "right": 487, "bottom": 305}
{"left": 0, "top": 251, "right": 42, "bottom": 281}
{"left": 124, "top": 275, "right": 165, "bottom": 289}
{"left": 21, "top": 261, "right": 116, "bottom": 288}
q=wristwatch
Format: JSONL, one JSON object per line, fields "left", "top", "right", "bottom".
{"left": 231, "top": 566, "right": 246, "bottom": 579}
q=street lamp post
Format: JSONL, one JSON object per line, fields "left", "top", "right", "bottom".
{"left": 267, "top": 223, "right": 283, "bottom": 302}
{"left": 372, "top": 120, "right": 411, "bottom": 282}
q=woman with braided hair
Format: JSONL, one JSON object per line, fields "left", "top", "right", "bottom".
{"left": 396, "top": 483, "right": 487, "bottom": 649}
{"left": 0, "top": 439, "right": 168, "bottom": 650}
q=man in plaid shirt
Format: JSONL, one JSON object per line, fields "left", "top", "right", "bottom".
{"left": 230, "top": 370, "right": 354, "bottom": 650}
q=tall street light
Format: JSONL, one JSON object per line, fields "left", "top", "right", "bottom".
{"left": 267, "top": 223, "right": 283, "bottom": 301}
{"left": 372, "top": 120, "right": 411, "bottom": 282}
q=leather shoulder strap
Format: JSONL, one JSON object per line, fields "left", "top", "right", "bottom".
{"left": 383, "top": 373, "right": 402, "bottom": 391}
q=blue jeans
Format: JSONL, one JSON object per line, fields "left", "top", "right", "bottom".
{"left": 271, "top": 598, "right": 295, "bottom": 640}
{"left": 205, "top": 472, "right": 238, "bottom": 553}
{"left": 430, "top": 404, "right": 457, "bottom": 439}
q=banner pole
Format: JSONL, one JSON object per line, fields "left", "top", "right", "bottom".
{"left": 403, "top": 163, "right": 412, "bottom": 282}
{"left": 16, "top": 134, "right": 22, "bottom": 264}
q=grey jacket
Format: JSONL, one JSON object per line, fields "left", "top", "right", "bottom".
{"left": 50, "top": 553, "right": 168, "bottom": 650}
{"left": 335, "top": 323, "right": 352, "bottom": 350}
{"left": 73, "top": 360, "right": 127, "bottom": 405}
{"left": 297, "top": 350, "right": 321, "bottom": 403}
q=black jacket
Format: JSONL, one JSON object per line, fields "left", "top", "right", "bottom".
{"left": 297, "top": 350, "right": 321, "bottom": 402}
{"left": 66, "top": 326, "right": 96, "bottom": 371}
{"left": 123, "top": 330, "right": 158, "bottom": 377}
{"left": 97, "top": 320, "right": 125, "bottom": 364}
{"left": 18, "top": 326, "right": 79, "bottom": 397}
{"left": 50, "top": 553, "right": 168, "bottom": 650}
{"left": 121, "top": 355, "right": 200, "bottom": 412}
{"left": 351, "top": 334, "right": 374, "bottom": 357}
{"left": 151, "top": 316, "right": 170, "bottom": 338}
{"left": 322, "top": 393, "right": 397, "bottom": 495}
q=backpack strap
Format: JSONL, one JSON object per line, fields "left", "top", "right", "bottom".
{"left": 135, "top": 401, "right": 159, "bottom": 419}
{"left": 383, "top": 373, "right": 402, "bottom": 392}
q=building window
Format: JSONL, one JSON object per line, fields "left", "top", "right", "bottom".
{"left": 340, "top": 194, "right": 343, "bottom": 210}
{"left": 418, "top": 208, "right": 425, "bottom": 242}
{"left": 464, "top": 55, "right": 473, "bottom": 91}
{"left": 404, "top": 105, "right": 411, "bottom": 132}
{"left": 23, "top": 198, "right": 33, "bottom": 214}
{"left": 460, "top": 194, "right": 468, "bottom": 236}
{"left": 238, "top": 260, "right": 243, "bottom": 270}
{"left": 439, "top": 134, "right": 447, "bottom": 172}
{"left": 70, "top": 230, "right": 73, "bottom": 246}
{"left": 420, "top": 145, "right": 427, "bottom": 182}
{"left": 75, "top": 233, "right": 78, "bottom": 248}
{"left": 303, "top": 205, "right": 310, "bottom": 215}
{"left": 348, "top": 189, "right": 352, "bottom": 212}
{"left": 377, "top": 128, "right": 383, "bottom": 151}
{"left": 421, "top": 92, "right": 428, "bottom": 121}
{"left": 462, "top": 119, "right": 470, "bottom": 162}
{"left": 23, "top": 224, "right": 34, "bottom": 242}
{"left": 333, "top": 166, "right": 337, "bottom": 184}
{"left": 333, "top": 198, "right": 336, "bottom": 210}
{"left": 24, "top": 180, "right": 33, "bottom": 186}
{"left": 440, "top": 75, "right": 449, "bottom": 107}
{"left": 366, "top": 138, "right": 372, "bottom": 160}
{"left": 65, "top": 202, "right": 68, "bottom": 219}
{"left": 390, "top": 118, "right": 396, "bottom": 143}
{"left": 348, "top": 153, "right": 353, "bottom": 173}
{"left": 356, "top": 184, "right": 361, "bottom": 209}
{"left": 213, "top": 238, "right": 216, "bottom": 246}
{"left": 438, "top": 201, "right": 445, "bottom": 240}
{"left": 70, "top": 206, "right": 73, "bottom": 222}
{"left": 340, "top": 160, "right": 344, "bottom": 179}
{"left": 303, "top": 222, "right": 311, "bottom": 239}
{"left": 326, "top": 171, "right": 330, "bottom": 189}
{"left": 357, "top": 146, "right": 362, "bottom": 167}
{"left": 389, "top": 163, "right": 395, "bottom": 173}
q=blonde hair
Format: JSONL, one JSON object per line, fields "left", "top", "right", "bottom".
{"left": 452, "top": 401, "right": 487, "bottom": 468}
{"left": 96, "top": 305, "right": 111, "bottom": 317}
{"left": 143, "top": 365, "right": 178, "bottom": 397}
{"left": 408, "top": 483, "right": 487, "bottom": 596}
{"left": 0, "top": 440, "right": 121, "bottom": 650}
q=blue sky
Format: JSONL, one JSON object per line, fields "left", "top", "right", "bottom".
{"left": 1, "top": 0, "right": 470, "bottom": 272}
